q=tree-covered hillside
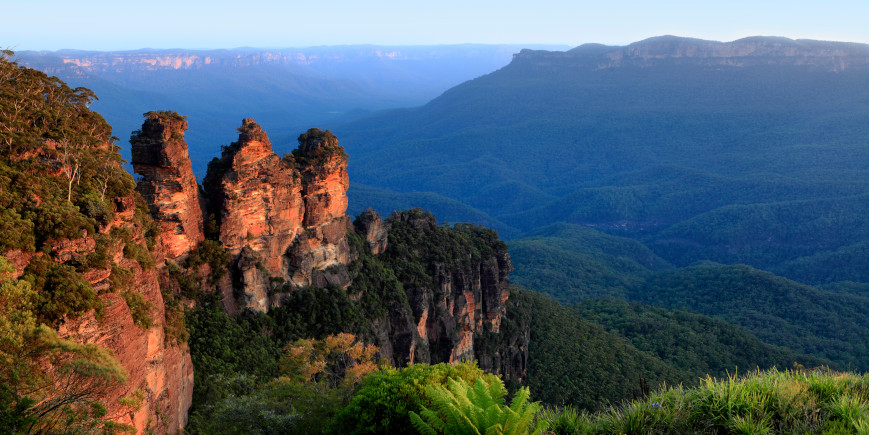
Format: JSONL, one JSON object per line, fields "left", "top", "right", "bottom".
{"left": 628, "top": 263, "right": 869, "bottom": 370}
{"left": 334, "top": 36, "right": 868, "bottom": 285}
{"left": 505, "top": 287, "right": 836, "bottom": 411}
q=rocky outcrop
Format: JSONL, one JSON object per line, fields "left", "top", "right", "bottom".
{"left": 131, "top": 111, "right": 204, "bottom": 261}
{"left": 354, "top": 208, "right": 389, "bottom": 255}
{"left": 129, "top": 116, "right": 525, "bottom": 383}
{"left": 287, "top": 128, "right": 352, "bottom": 290}
{"left": 359, "top": 209, "right": 518, "bottom": 377}
{"left": 202, "top": 120, "right": 350, "bottom": 311}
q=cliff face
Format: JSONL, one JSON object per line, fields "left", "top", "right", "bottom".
{"left": 352, "top": 209, "right": 525, "bottom": 380}
{"left": 56, "top": 196, "right": 193, "bottom": 433}
{"left": 201, "top": 120, "right": 350, "bottom": 312}
{"left": 131, "top": 112, "right": 204, "bottom": 261}
{"left": 393, "top": 211, "right": 511, "bottom": 364}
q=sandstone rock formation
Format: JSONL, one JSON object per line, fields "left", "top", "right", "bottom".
{"left": 129, "top": 116, "right": 525, "bottom": 387}
{"left": 131, "top": 111, "right": 204, "bottom": 261}
{"left": 354, "top": 208, "right": 389, "bottom": 255}
{"left": 201, "top": 120, "right": 350, "bottom": 311}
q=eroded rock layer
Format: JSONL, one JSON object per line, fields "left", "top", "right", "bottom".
{"left": 131, "top": 116, "right": 523, "bottom": 383}
{"left": 57, "top": 196, "right": 193, "bottom": 434}
{"left": 131, "top": 112, "right": 204, "bottom": 261}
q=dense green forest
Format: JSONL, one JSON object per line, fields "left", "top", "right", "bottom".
{"left": 505, "top": 287, "right": 835, "bottom": 409}
{"left": 334, "top": 37, "right": 868, "bottom": 286}
{"left": 508, "top": 223, "right": 868, "bottom": 371}
{"left": 628, "top": 263, "right": 869, "bottom": 370}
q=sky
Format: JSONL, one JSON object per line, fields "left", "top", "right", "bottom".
{"left": 4, "top": 0, "right": 868, "bottom": 51}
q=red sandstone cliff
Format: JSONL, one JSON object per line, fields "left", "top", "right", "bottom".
{"left": 55, "top": 196, "right": 193, "bottom": 433}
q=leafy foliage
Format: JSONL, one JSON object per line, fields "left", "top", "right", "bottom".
{"left": 121, "top": 291, "right": 153, "bottom": 330}
{"left": 23, "top": 255, "right": 100, "bottom": 327}
{"left": 328, "top": 361, "right": 497, "bottom": 434}
{"left": 185, "top": 374, "right": 298, "bottom": 435}
{"left": 410, "top": 376, "right": 547, "bottom": 435}
{"left": 0, "top": 52, "right": 147, "bottom": 328}
{"left": 185, "top": 295, "right": 282, "bottom": 407}
{"left": 187, "top": 333, "right": 380, "bottom": 435}
{"left": 268, "top": 285, "right": 365, "bottom": 343}
{"left": 279, "top": 333, "right": 380, "bottom": 389}
{"left": 0, "top": 256, "right": 129, "bottom": 434}
{"left": 0, "top": 51, "right": 135, "bottom": 254}
{"left": 183, "top": 239, "right": 231, "bottom": 284}
{"left": 292, "top": 128, "right": 347, "bottom": 166}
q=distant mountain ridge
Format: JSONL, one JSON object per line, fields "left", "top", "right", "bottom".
{"left": 17, "top": 44, "right": 567, "bottom": 175}
{"left": 31, "top": 45, "right": 564, "bottom": 73}
{"left": 515, "top": 35, "right": 867, "bottom": 71}
{"left": 334, "top": 35, "right": 868, "bottom": 285}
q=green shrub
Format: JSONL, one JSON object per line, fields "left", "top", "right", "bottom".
{"left": 107, "top": 265, "right": 133, "bottom": 294}
{"left": 123, "top": 240, "right": 153, "bottom": 270}
{"left": 24, "top": 256, "right": 100, "bottom": 325}
{"left": 121, "top": 291, "right": 153, "bottom": 329}
{"left": 0, "top": 208, "right": 35, "bottom": 252}
{"left": 185, "top": 296, "right": 281, "bottom": 407}
{"left": 328, "top": 361, "right": 497, "bottom": 434}
{"left": 30, "top": 200, "right": 96, "bottom": 248}
{"left": 185, "top": 374, "right": 298, "bottom": 435}
{"left": 540, "top": 368, "right": 869, "bottom": 435}
{"left": 76, "top": 193, "right": 113, "bottom": 227}
{"left": 163, "top": 302, "right": 189, "bottom": 345}
{"left": 184, "top": 239, "right": 231, "bottom": 284}
{"left": 268, "top": 286, "right": 363, "bottom": 344}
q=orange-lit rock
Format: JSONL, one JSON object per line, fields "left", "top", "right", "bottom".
{"left": 202, "top": 121, "right": 351, "bottom": 311}
{"left": 55, "top": 199, "right": 193, "bottom": 434}
{"left": 131, "top": 112, "right": 204, "bottom": 261}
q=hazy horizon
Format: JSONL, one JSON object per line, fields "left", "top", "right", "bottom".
{"left": 4, "top": 0, "right": 867, "bottom": 51}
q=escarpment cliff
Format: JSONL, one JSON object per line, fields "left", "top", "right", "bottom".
{"left": 0, "top": 54, "right": 195, "bottom": 434}
{"left": 511, "top": 36, "right": 868, "bottom": 73}
{"left": 346, "top": 209, "right": 526, "bottom": 382}
{"left": 55, "top": 197, "right": 194, "bottom": 434}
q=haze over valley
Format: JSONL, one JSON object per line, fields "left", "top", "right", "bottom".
{"left": 2, "top": 1, "right": 868, "bottom": 432}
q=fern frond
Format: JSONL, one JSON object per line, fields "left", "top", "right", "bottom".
{"left": 410, "top": 410, "right": 438, "bottom": 435}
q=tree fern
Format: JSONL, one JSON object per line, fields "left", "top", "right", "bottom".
{"left": 409, "top": 376, "right": 548, "bottom": 435}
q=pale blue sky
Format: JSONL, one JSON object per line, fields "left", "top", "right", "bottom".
{"left": 5, "top": 0, "right": 868, "bottom": 51}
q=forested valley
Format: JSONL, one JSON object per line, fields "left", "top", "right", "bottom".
{"left": 1, "top": 36, "right": 867, "bottom": 434}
